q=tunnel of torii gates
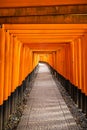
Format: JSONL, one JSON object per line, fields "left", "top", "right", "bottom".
{"left": 0, "top": 1, "right": 87, "bottom": 129}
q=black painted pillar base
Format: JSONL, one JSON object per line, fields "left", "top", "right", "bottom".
{"left": 77, "top": 89, "right": 81, "bottom": 109}
{"left": 54, "top": 71, "right": 56, "bottom": 77}
{"left": 22, "top": 80, "right": 26, "bottom": 92}
{"left": 3, "top": 100, "right": 9, "bottom": 129}
{"left": 8, "top": 95, "right": 11, "bottom": 117}
{"left": 10, "top": 92, "right": 15, "bottom": 114}
{"left": 85, "top": 96, "right": 87, "bottom": 117}
{"left": 18, "top": 85, "right": 23, "bottom": 105}
{"left": 70, "top": 84, "right": 74, "bottom": 99}
{"left": 68, "top": 81, "right": 71, "bottom": 95}
{"left": 0, "top": 105, "right": 3, "bottom": 130}
{"left": 73, "top": 86, "right": 77, "bottom": 104}
{"left": 18, "top": 86, "right": 21, "bottom": 104}
{"left": 81, "top": 93, "right": 86, "bottom": 113}
{"left": 15, "top": 88, "right": 18, "bottom": 108}
{"left": 28, "top": 74, "right": 30, "bottom": 82}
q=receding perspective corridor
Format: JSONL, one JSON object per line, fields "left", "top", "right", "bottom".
{"left": 17, "top": 63, "right": 79, "bottom": 130}
{"left": 0, "top": 1, "right": 87, "bottom": 130}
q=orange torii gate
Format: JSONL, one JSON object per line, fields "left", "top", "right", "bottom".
{"left": 0, "top": 3, "right": 87, "bottom": 129}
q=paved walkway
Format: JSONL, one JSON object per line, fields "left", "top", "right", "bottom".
{"left": 17, "top": 63, "right": 79, "bottom": 130}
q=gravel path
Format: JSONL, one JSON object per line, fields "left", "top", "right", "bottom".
{"left": 17, "top": 63, "right": 80, "bottom": 130}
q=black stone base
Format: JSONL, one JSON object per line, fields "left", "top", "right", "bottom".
{"left": 0, "top": 105, "right": 3, "bottom": 130}
{"left": 85, "top": 96, "right": 87, "bottom": 117}
{"left": 10, "top": 92, "right": 16, "bottom": 113}
{"left": 77, "top": 89, "right": 81, "bottom": 109}
{"left": 3, "top": 99, "right": 9, "bottom": 129}
{"left": 18, "top": 85, "right": 23, "bottom": 104}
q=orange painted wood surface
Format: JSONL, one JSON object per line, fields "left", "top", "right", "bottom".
{"left": 9, "top": 34, "right": 13, "bottom": 96}
{"left": 12, "top": 37, "right": 20, "bottom": 92}
{"left": 0, "top": 25, "right": 5, "bottom": 105}
{"left": 0, "top": 0, "right": 86, "bottom": 7}
{"left": 0, "top": 23, "right": 87, "bottom": 104}
{"left": 4, "top": 30, "right": 10, "bottom": 101}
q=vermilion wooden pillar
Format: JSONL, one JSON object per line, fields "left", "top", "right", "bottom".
{"left": 83, "top": 34, "right": 87, "bottom": 116}
{"left": 15, "top": 41, "right": 22, "bottom": 109}
{"left": 12, "top": 36, "right": 19, "bottom": 92}
{"left": 9, "top": 34, "right": 15, "bottom": 114}
{"left": 11, "top": 37, "right": 22, "bottom": 113}
{"left": 4, "top": 30, "right": 10, "bottom": 101}
{"left": 24, "top": 46, "right": 29, "bottom": 77}
{"left": 55, "top": 51, "right": 57, "bottom": 71}
{"left": 65, "top": 43, "right": 71, "bottom": 80}
{"left": 24, "top": 47, "right": 27, "bottom": 77}
{"left": 21, "top": 46, "right": 26, "bottom": 81}
{"left": 62, "top": 46, "right": 66, "bottom": 77}
{"left": 18, "top": 44, "right": 24, "bottom": 102}
{"left": 33, "top": 53, "right": 36, "bottom": 68}
{"left": 84, "top": 34, "right": 87, "bottom": 95}
{"left": 32, "top": 52, "right": 35, "bottom": 70}
{"left": 69, "top": 42, "right": 74, "bottom": 84}
{"left": 33, "top": 53, "right": 39, "bottom": 69}
{"left": 71, "top": 41, "right": 76, "bottom": 85}
{"left": 74, "top": 40, "right": 79, "bottom": 104}
{"left": 29, "top": 50, "right": 33, "bottom": 73}
{"left": 81, "top": 34, "right": 87, "bottom": 113}
{"left": 9, "top": 34, "right": 13, "bottom": 99}
{"left": 74, "top": 40, "right": 79, "bottom": 88}
{"left": 56, "top": 49, "right": 60, "bottom": 73}
{"left": 3, "top": 30, "right": 10, "bottom": 128}
{"left": 0, "top": 25, "right": 5, "bottom": 130}
{"left": 19, "top": 44, "right": 23, "bottom": 86}
{"left": 10, "top": 34, "right": 14, "bottom": 93}
{"left": 16, "top": 41, "right": 22, "bottom": 86}
{"left": 75, "top": 38, "right": 82, "bottom": 108}
{"left": 22, "top": 46, "right": 29, "bottom": 92}
{"left": 56, "top": 47, "right": 65, "bottom": 76}
{"left": 18, "top": 42, "right": 23, "bottom": 86}
{"left": 27, "top": 48, "right": 30, "bottom": 75}
{"left": 82, "top": 35, "right": 87, "bottom": 94}
{"left": 77, "top": 38, "right": 82, "bottom": 90}
{"left": 48, "top": 53, "right": 52, "bottom": 67}
{"left": 53, "top": 52, "right": 56, "bottom": 70}
{"left": 11, "top": 36, "right": 18, "bottom": 113}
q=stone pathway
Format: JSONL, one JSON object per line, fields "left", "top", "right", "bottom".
{"left": 17, "top": 63, "right": 80, "bottom": 130}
